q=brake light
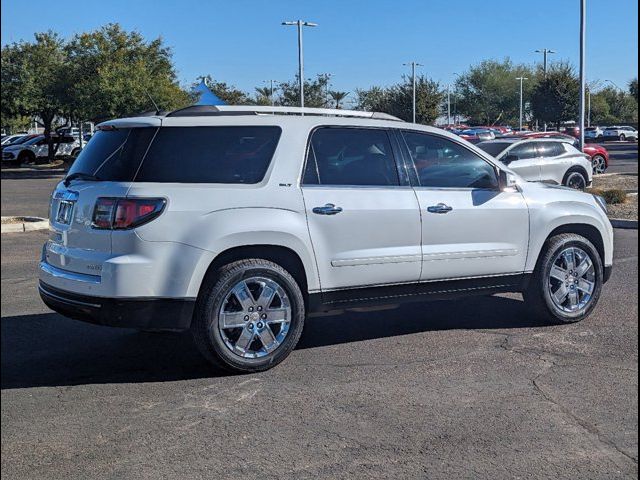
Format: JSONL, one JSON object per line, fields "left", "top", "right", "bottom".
{"left": 92, "top": 198, "right": 166, "bottom": 230}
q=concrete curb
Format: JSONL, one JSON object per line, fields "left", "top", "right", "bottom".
{"left": 610, "top": 218, "right": 639, "bottom": 230}
{"left": 1, "top": 216, "right": 49, "bottom": 233}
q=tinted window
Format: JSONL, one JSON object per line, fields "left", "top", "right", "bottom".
{"left": 304, "top": 128, "right": 399, "bottom": 186}
{"left": 68, "top": 128, "right": 157, "bottom": 181}
{"left": 535, "top": 142, "right": 565, "bottom": 157}
{"left": 402, "top": 131, "right": 498, "bottom": 189}
{"left": 477, "top": 141, "right": 512, "bottom": 157}
{"left": 506, "top": 143, "right": 536, "bottom": 160}
{"left": 136, "top": 126, "right": 281, "bottom": 184}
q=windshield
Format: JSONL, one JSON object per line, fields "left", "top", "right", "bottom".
{"left": 67, "top": 128, "right": 157, "bottom": 181}
{"left": 476, "top": 142, "right": 512, "bottom": 157}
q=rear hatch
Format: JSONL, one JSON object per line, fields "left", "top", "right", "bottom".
{"left": 45, "top": 122, "right": 159, "bottom": 276}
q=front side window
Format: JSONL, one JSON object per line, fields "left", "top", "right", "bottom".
{"left": 535, "top": 142, "right": 565, "bottom": 157}
{"left": 402, "top": 131, "right": 498, "bottom": 189}
{"left": 136, "top": 126, "right": 281, "bottom": 184}
{"left": 303, "top": 127, "right": 399, "bottom": 186}
{"left": 505, "top": 143, "right": 537, "bottom": 160}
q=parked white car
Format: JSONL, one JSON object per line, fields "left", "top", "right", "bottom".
{"left": 603, "top": 126, "right": 638, "bottom": 142}
{"left": 1, "top": 133, "right": 28, "bottom": 147}
{"left": 2, "top": 134, "right": 81, "bottom": 165}
{"left": 477, "top": 138, "right": 593, "bottom": 190}
{"left": 584, "top": 126, "right": 604, "bottom": 141}
{"left": 39, "top": 105, "right": 613, "bottom": 373}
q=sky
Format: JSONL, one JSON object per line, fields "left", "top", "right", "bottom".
{"left": 1, "top": 0, "right": 638, "bottom": 102}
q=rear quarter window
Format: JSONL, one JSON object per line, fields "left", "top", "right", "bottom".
{"left": 135, "top": 126, "right": 282, "bottom": 184}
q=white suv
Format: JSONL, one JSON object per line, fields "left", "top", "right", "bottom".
{"left": 603, "top": 126, "right": 638, "bottom": 142}
{"left": 476, "top": 138, "right": 593, "bottom": 190}
{"left": 39, "top": 106, "right": 614, "bottom": 373}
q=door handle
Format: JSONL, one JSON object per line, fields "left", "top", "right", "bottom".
{"left": 427, "top": 203, "right": 453, "bottom": 214}
{"left": 312, "top": 203, "right": 343, "bottom": 215}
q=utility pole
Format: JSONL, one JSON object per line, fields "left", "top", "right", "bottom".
{"left": 263, "top": 80, "right": 278, "bottom": 106}
{"left": 587, "top": 88, "right": 591, "bottom": 128}
{"left": 403, "top": 61, "right": 423, "bottom": 123}
{"left": 578, "top": 0, "right": 586, "bottom": 150}
{"left": 516, "top": 77, "right": 528, "bottom": 131}
{"left": 282, "top": 20, "right": 318, "bottom": 110}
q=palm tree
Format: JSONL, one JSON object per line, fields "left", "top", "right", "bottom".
{"left": 329, "top": 91, "right": 349, "bottom": 109}
{"left": 255, "top": 87, "right": 274, "bottom": 105}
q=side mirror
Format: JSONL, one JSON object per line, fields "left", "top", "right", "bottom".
{"left": 499, "top": 170, "right": 518, "bottom": 191}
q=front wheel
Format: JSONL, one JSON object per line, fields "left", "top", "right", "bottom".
{"left": 524, "top": 233, "right": 603, "bottom": 324}
{"left": 192, "top": 258, "right": 305, "bottom": 373}
{"left": 619, "top": 134, "right": 626, "bottom": 141}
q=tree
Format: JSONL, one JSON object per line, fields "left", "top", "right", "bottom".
{"left": 630, "top": 78, "right": 638, "bottom": 102}
{"left": 277, "top": 74, "right": 330, "bottom": 107}
{"left": 254, "top": 86, "right": 274, "bottom": 106}
{"left": 328, "top": 91, "right": 349, "bottom": 109}
{"left": 594, "top": 86, "right": 637, "bottom": 124}
{"left": 66, "top": 24, "right": 191, "bottom": 123}
{"left": 1, "top": 32, "right": 68, "bottom": 160}
{"left": 530, "top": 62, "right": 579, "bottom": 129}
{"left": 355, "top": 75, "right": 444, "bottom": 124}
{"left": 454, "top": 59, "right": 536, "bottom": 126}
{"left": 194, "top": 75, "right": 250, "bottom": 105}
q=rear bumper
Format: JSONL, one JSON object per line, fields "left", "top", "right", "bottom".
{"left": 39, "top": 281, "right": 194, "bottom": 330}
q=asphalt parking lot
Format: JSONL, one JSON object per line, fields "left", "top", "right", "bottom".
{"left": 1, "top": 143, "right": 638, "bottom": 479}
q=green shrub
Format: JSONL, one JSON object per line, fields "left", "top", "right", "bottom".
{"left": 601, "top": 189, "right": 628, "bottom": 205}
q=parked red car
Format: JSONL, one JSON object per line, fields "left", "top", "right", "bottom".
{"left": 518, "top": 131, "right": 609, "bottom": 174}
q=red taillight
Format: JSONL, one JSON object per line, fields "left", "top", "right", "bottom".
{"left": 92, "top": 198, "right": 165, "bottom": 230}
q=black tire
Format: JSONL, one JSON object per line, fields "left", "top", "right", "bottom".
{"left": 71, "top": 148, "right": 81, "bottom": 158}
{"left": 191, "top": 258, "right": 305, "bottom": 373}
{"left": 524, "top": 233, "right": 603, "bottom": 324}
{"left": 562, "top": 167, "right": 588, "bottom": 190}
{"left": 18, "top": 151, "right": 35, "bottom": 165}
{"left": 619, "top": 134, "right": 626, "bottom": 141}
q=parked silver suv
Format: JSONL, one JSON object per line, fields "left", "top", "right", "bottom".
{"left": 40, "top": 106, "right": 614, "bottom": 373}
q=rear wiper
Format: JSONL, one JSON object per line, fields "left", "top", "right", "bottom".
{"left": 63, "top": 172, "right": 100, "bottom": 187}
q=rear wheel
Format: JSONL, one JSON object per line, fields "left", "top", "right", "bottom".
{"left": 591, "top": 155, "right": 607, "bottom": 175}
{"left": 524, "top": 233, "right": 603, "bottom": 324}
{"left": 619, "top": 134, "right": 626, "bottom": 141}
{"left": 192, "top": 258, "right": 305, "bottom": 373}
{"left": 562, "top": 168, "right": 588, "bottom": 190}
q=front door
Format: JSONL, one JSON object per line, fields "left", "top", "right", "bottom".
{"left": 500, "top": 142, "right": 541, "bottom": 182}
{"left": 400, "top": 130, "right": 530, "bottom": 281}
{"left": 302, "top": 127, "right": 422, "bottom": 291}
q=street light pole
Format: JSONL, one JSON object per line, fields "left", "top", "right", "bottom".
{"left": 282, "top": 20, "right": 317, "bottom": 110}
{"left": 447, "top": 85, "right": 451, "bottom": 126}
{"left": 403, "top": 61, "right": 423, "bottom": 123}
{"left": 263, "top": 80, "right": 278, "bottom": 106}
{"left": 578, "top": 0, "right": 586, "bottom": 150}
{"left": 587, "top": 88, "right": 591, "bottom": 128}
{"left": 320, "top": 73, "right": 332, "bottom": 107}
{"left": 535, "top": 48, "right": 556, "bottom": 131}
{"left": 516, "top": 77, "right": 528, "bottom": 131}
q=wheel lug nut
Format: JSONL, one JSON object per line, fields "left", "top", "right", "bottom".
{"left": 248, "top": 323, "right": 254, "bottom": 329}
{"left": 248, "top": 306, "right": 254, "bottom": 312}
{"left": 261, "top": 313, "right": 267, "bottom": 319}
{"left": 257, "top": 306, "right": 262, "bottom": 311}
{"left": 244, "top": 315, "right": 249, "bottom": 321}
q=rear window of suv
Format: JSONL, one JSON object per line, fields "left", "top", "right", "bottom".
{"left": 135, "top": 126, "right": 281, "bottom": 184}
{"left": 68, "top": 126, "right": 281, "bottom": 184}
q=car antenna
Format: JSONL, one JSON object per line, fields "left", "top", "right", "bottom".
{"left": 145, "top": 91, "right": 161, "bottom": 114}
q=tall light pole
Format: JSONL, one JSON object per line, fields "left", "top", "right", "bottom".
{"left": 535, "top": 48, "right": 556, "bottom": 78}
{"left": 452, "top": 72, "right": 461, "bottom": 125}
{"left": 587, "top": 87, "right": 591, "bottom": 128}
{"left": 319, "top": 73, "right": 332, "bottom": 107}
{"left": 447, "top": 84, "right": 452, "bottom": 126}
{"left": 263, "top": 80, "right": 278, "bottom": 106}
{"left": 578, "top": 0, "right": 586, "bottom": 150}
{"left": 516, "top": 77, "right": 528, "bottom": 131}
{"left": 282, "top": 20, "right": 317, "bottom": 110}
{"left": 535, "top": 48, "right": 556, "bottom": 131}
{"left": 403, "top": 61, "right": 423, "bottom": 123}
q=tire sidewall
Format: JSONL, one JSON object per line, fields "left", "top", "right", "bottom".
{"left": 564, "top": 169, "right": 587, "bottom": 190}
{"left": 201, "top": 263, "right": 305, "bottom": 372}
{"left": 539, "top": 238, "right": 603, "bottom": 322}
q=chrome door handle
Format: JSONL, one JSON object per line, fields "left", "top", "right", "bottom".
{"left": 427, "top": 203, "right": 453, "bottom": 214}
{"left": 312, "top": 203, "right": 343, "bottom": 215}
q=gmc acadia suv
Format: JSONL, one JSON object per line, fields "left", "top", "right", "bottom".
{"left": 39, "top": 105, "right": 614, "bottom": 373}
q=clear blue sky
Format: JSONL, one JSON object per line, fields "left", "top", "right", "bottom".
{"left": 2, "top": 0, "right": 638, "bottom": 101}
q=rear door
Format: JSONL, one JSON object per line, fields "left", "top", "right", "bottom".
{"left": 535, "top": 141, "right": 572, "bottom": 183}
{"left": 301, "top": 127, "right": 422, "bottom": 290}
{"left": 500, "top": 142, "right": 541, "bottom": 181}
{"left": 400, "top": 130, "right": 530, "bottom": 281}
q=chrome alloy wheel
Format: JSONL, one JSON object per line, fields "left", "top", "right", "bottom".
{"left": 218, "top": 276, "right": 291, "bottom": 359}
{"left": 566, "top": 171, "right": 587, "bottom": 190}
{"left": 547, "top": 247, "right": 596, "bottom": 314}
{"left": 592, "top": 155, "right": 606, "bottom": 175}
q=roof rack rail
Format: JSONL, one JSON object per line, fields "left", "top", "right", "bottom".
{"left": 166, "top": 104, "right": 403, "bottom": 121}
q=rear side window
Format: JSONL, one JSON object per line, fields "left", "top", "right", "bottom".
{"left": 535, "top": 142, "right": 566, "bottom": 157}
{"left": 68, "top": 128, "right": 157, "bottom": 181}
{"left": 507, "top": 143, "right": 537, "bottom": 160}
{"left": 135, "top": 126, "right": 281, "bottom": 184}
{"left": 303, "top": 127, "right": 399, "bottom": 186}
